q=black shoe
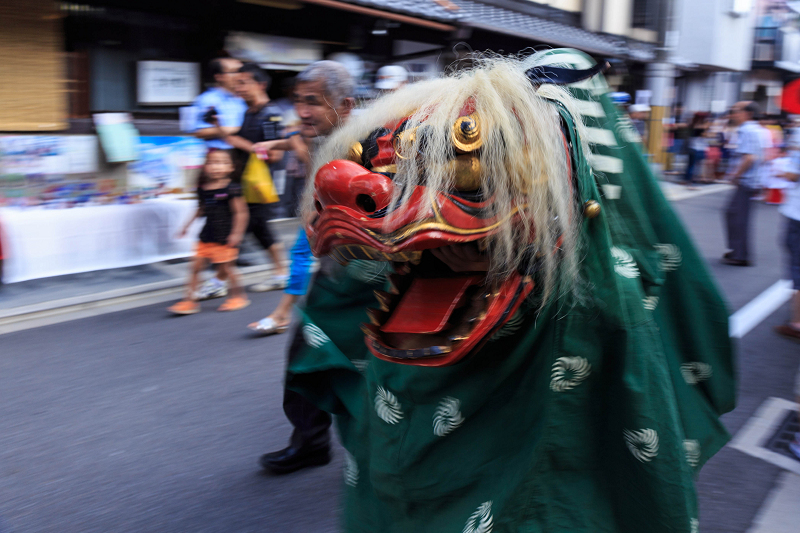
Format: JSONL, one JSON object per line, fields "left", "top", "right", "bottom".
{"left": 236, "top": 258, "right": 254, "bottom": 267}
{"left": 721, "top": 256, "right": 751, "bottom": 266}
{"left": 259, "top": 445, "right": 331, "bottom": 475}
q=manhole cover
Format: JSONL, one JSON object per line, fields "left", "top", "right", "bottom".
{"left": 764, "top": 409, "right": 800, "bottom": 461}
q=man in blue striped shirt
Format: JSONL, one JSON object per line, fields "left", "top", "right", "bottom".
{"left": 192, "top": 57, "right": 247, "bottom": 150}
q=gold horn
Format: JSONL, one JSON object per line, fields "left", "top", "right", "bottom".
{"left": 346, "top": 142, "right": 363, "bottom": 164}
{"left": 452, "top": 114, "right": 482, "bottom": 153}
{"left": 450, "top": 154, "right": 482, "bottom": 191}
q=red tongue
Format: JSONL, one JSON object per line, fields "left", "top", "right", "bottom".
{"left": 380, "top": 276, "right": 481, "bottom": 334}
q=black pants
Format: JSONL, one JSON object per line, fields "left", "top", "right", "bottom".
{"left": 284, "top": 323, "right": 331, "bottom": 450}
{"left": 725, "top": 184, "right": 758, "bottom": 262}
{"left": 247, "top": 203, "right": 275, "bottom": 250}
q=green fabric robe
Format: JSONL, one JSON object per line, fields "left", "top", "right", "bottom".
{"left": 287, "top": 50, "right": 735, "bottom": 533}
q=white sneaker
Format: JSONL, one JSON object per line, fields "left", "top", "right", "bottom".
{"left": 196, "top": 278, "right": 228, "bottom": 300}
{"left": 249, "top": 274, "right": 289, "bottom": 293}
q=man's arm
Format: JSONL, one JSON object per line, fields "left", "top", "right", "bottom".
{"left": 730, "top": 154, "right": 756, "bottom": 183}
{"left": 194, "top": 126, "right": 239, "bottom": 140}
{"left": 223, "top": 133, "right": 255, "bottom": 153}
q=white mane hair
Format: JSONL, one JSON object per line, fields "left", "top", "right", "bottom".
{"left": 303, "top": 52, "right": 591, "bottom": 302}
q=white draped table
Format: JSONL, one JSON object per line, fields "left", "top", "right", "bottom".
{"left": 0, "top": 198, "right": 200, "bottom": 283}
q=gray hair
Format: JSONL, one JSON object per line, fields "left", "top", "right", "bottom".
{"left": 297, "top": 60, "right": 354, "bottom": 106}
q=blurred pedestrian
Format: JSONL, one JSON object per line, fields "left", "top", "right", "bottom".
{"left": 223, "top": 62, "right": 289, "bottom": 291}
{"left": 375, "top": 64, "right": 408, "bottom": 93}
{"left": 252, "top": 60, "right": 355, "bottom": 475}
{"left": 763, "top": 143, "right": 792, "bottom": 204}
{"left": 723, "top": 101, "right": 764, "bottom": 266}
{"left": 684, "top": 112, "right": 709, "bottom": 187}
{"left": 666, "top": 102, "right": 689, "bottom": 174}
{"left": 191, "top": 57, "right": 247, "bottom": 151}
{"left": 628, "top": 104, "right": 650, "bottom": 145}
{"left": 774, "top": 145, "right": 800, "bottom": 339}
{"left": 168, "top": 150, "right": 249, "bottom": 315}
{"left": 191, "top": 57, "right": 248, "bottom": 301}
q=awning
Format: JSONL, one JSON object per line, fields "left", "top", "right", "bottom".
{"left": 319, "top": 0, "right": 655, "bottom": 61}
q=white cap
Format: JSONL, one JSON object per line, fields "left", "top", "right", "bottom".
{"left": 629, "top": 104, "right": 651, "bottom": 113}
{"left": 375, "top": 65, "right": 408, "bottom": 91}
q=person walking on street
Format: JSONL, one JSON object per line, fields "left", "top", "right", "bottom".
{"left": 666, "top": 103, "right": 689, "bottom": 174}
{"left": 191, "top": 57, "right": 248, "bottom": 301}
{"left": 723, "top": 101, "right": 764, "bottom": 266}
{"left": 684, "top": 112, "right": 709, "bottom": 187}
{"left": 168, "top": 149, "right": 249, "bottom": 315}
{"left": 192, "top": 57, "right": 247, "bottom": 150}
{"left": 256, "top": 60, "right": 355, "bottom": 475}
{"left": 219, "top": 62, "right": 289, "bottom": 290}
{"left": 774, "top": 146, "right": 800, "bottom": 340}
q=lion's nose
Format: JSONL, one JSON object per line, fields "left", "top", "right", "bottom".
{"left": 314, "top": 160, "right": 394, "bottom": 215}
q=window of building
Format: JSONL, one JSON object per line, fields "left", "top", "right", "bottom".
{"left": 632, "top": 0, "right": 660, "bottom": 31}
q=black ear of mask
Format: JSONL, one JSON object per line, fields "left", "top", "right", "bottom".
{"left": 525, "top": 61, "right": 610, "bottom": 86}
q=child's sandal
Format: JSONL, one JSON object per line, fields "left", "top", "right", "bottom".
{"left": 217, "top": 297, "right": 251, "bottom": 312}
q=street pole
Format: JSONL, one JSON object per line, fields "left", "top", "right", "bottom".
{"left": 645, "top": 0, "right": 676, "bottom": 169}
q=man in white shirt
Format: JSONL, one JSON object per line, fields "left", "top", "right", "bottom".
{"left": 776, "top": 145, "right": 800, "bottom": 461}
{"left": 723, "top": 102, "right": 764, "bottom": 266}
{"left": 775, "top": 148, "right": 800, "bottom": 339}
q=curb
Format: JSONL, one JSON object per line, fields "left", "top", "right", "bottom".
{"left": 0, "top": 263, "right": 277, "bottom": 326}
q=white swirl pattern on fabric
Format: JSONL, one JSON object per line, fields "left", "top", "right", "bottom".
{"left": 683, "top": 439, "right": 701, "bottom": 468}
{"left": 654, "top": 243, "right": 682, "bottom": 272}
{"left": 433, "top": 397, "right": 465, "bottom": 437}
{"left": 642, "top": 295, "right": 659, "bottom": 311}
{"left": 462, "top": 501, "right": 493, "bottom": 533}
{"left": 343, "top": 450, "right": 359, "bottom": 487}
{"left": 351, "top": 359, "right": 369, "bottom": 374}
{"left": 375, "top": 387, "right": 403, "bottom": 424}
{"left": 550, "top": 356, "right": 591, "bottom": 392}
{"left": 680, "top": 362, "right": 713, "bottom": 385}
{"left": 302, "top": 323, "right": 329, "bottom": 348}
{"left": 611, "top": 247, "right": 640, "bottom": 278}
{"left": 491, "top": 310, "right": 525, "bottom": 340}
{"left": 623, "top": 428, "right": 659, "bottom": 462}
{"left": 690, "top": 518, "right": 699, "bottom": 533}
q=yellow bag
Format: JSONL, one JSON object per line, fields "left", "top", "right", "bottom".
{"left": 241, "top": 153, "right": 279, "bottom": 204}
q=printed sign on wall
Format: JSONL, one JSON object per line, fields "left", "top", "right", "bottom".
{"left": 137, "top": 61, "right": 201, "bottom": 105}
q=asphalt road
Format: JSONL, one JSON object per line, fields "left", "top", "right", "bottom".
{"left": 0, "top": 290, "right": 343, "bottom": 533}
{"left": 1, "top": 186, "right": 798, "bottom": 533}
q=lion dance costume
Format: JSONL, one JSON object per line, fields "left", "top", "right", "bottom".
{"left": 289, "top": 50, "right": 734, "bottom": 532}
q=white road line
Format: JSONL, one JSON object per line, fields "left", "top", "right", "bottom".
{"left": 660, "top": 182, "right": 734, "bottom": 201}
{"left": 729, "top": 280, "right": 795, "bottom": 338}
{"left": 748, "top": 471, "right": 800, "bottom": 533}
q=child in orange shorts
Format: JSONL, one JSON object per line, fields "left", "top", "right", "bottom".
{"left": 168, "top": 149, "right": 250, "bottom": 314}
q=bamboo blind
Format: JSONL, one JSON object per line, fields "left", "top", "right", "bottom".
{"left": 0, "top": 0, "right": 66, "bottom": 131}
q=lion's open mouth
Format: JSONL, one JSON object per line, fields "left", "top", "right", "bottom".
{"left": 330, "top": 244, "right": 531, "bottom": 366}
